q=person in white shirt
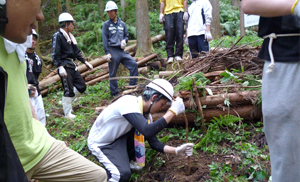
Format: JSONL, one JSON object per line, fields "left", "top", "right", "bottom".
{"left": 185, "top": 0, "right": 212, "bottom": 59}
{"left": 88, "top": 79, "right": 194, "bottom": 182}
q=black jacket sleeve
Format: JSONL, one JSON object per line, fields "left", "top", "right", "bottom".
{"left": 123, "top": 22, "right": 129, "bottom": 43}
{"left": 102, "top": 22, "right": 110, "bottom": 55}
{"left": 123, "top": 113, "right": 168, "bottom": 139}
{"left": 52, "top": 32, "right": 63, "bottom": 67}
{"left": 73, "top": 44, "right": 86, "bottom": 63}
{"left": 146, "top": 135, "right": 165, "bottom": 153}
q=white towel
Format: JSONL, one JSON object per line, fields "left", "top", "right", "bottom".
{"left": 60, "top": 28, "right": 77, "bottom": 45}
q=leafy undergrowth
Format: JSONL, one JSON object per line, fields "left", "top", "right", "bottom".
{"left": 43, "top": 78, "right": 270, "bottom": 182}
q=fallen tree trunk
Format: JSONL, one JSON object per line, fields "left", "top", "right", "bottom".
{"left": 86, "top": 67, "right": 148, "bottom": 86}
{"left": 158, "top": 90, "right": 260, "bottom": 111}
{"left": 152, "top": 105, "right": 261, "bottom": 124}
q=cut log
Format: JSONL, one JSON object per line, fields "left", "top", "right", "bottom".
{"left": 41, "top": 84, "right": 61, "bottom": 96}
{"left": 86, "top": 74, "right": 110, "bottom": 85}
{"left": 159, "top": 71, "right": 176, "bottom": 78}
{"left": 147, "top": 61, "right": 161, "bottom": 70}
{"left": 85, "top": 70, "right": 109, "bottom": 82}
{"left": 160, "top": 90, "right": 261, "bottom": 111}
{"left": 137, "top": 53, "right": 157, "bottom": 66}
{"left": 152, "top": 105, "right": 261, "bottom": 124}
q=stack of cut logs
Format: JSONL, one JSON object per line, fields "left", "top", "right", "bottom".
{"left": 38, "top": 34, "right": 166, "bottom": 96}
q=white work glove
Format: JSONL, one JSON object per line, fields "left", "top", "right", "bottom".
{"left": 105, "top": 54, "right": 112, "bottom": 62}
{"left": 293, "top": 0, "right": 300, "bottom": 17}
{"left": 183, "top": 12, "right": 189, "bottom": 21}
{"left": 121, "top": 39, "right": 126, "bottom": 49}
{"left": 205, "top": 31, "right": 213, "bottom": 42}
{"left": 58, "top": 66, "right": 67, "bottom": 77}
{"left": 184, "top": 37, "right": 189, "bottom": 46}
{"left": 85, "top": 61, "right": 93, "bottom": 69}
{"left": 159, "top": 13, "right": 165, "bottom": 23}
{"left": 168, "top": 97, "right": 185, "bottom": 115}
{"left": 175, "top": 143, "right": 194, "bottom": 156}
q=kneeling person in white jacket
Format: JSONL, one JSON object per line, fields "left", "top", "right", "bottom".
{"left": 88, "top": 79, "right": 193, "bottom": 182}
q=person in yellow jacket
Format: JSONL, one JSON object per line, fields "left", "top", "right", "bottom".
{"left": 160, "top": 0, "right": 188, "bottom": 63}
{"left": 0, "top": 0, "right": 106, "bottom": 181}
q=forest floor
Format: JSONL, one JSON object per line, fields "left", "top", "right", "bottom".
{"left": 42, "top": 39, "right": 270, "bottom": 181}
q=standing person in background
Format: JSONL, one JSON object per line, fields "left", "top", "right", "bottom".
{"left": 26, "top": 29, "right": 46, "bottom": 126}
{"left": 102, "top": 1, "right": 138, "bottom": 98}
{"left": 185, "top": 0, "right": 212, "bottom": 59}
{"left": 241, "top": 0, "right": 300, "bottom": 181}
{"left": 88, "top": 79, "right": 194, "bottom": 182}
{"left": 159, "top": 0, "right": 188, "bottom": 63}
{"left": 0, "top": 0, "right": 107, "bottom": 181}
{"left": 52, "top": 12, "right": 93, "bottom": 119}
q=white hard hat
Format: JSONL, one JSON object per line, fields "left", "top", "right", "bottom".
{"left": 146, "top": 79, "right": 174, "bottom": 101}
{"left": 58, "top": 12, "right": 75, "bottom": 23}
{"left": 32, "top": 29, "right": 39, "bottom": 39}
{"left": 105, "top": 1, "right": 118, "bottom": 12}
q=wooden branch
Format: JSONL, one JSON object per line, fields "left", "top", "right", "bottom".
{"left": 192, "top": 78, "right": 207, "bottom": 133}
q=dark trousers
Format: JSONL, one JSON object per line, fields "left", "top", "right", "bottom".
{"left": 59, "top": 67, "right": 86, "bottom": 97}
{"left": 108, "top": 47, "right": 138, "bottom": 96}
{"left": 97, "top": 129, "right": 135, "bottom": 182}
{"left": 188, "top": 35, "right": 209, "bottom": 59}
{"left": 164, "top": 11, "right": 184, "bottom": 58}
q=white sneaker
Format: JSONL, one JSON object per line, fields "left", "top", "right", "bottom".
{"left": 129, "top": 161, "right": 143, "bottom": 170}
{"left": 167, "top": 57, "right": 174, "bottom": 63}
{"left": 175, "top": 56, "right": 183, "bottom": 61}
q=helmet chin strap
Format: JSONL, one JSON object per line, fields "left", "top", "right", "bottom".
{"left": 0, "top": 3, "right": 8, "bottom": 36}
{"left": 144, "top": 94, "right": 163, "bottom": 116}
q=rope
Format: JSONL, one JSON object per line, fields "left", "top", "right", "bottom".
{"left": 263, "top": 33, "right": 300, "bottom": 73}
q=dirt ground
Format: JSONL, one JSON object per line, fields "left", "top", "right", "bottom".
{"left": 133, "top": 122, "right": 269, "bottom": 182}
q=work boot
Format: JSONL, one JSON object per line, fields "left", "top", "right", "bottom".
{"left": 167, "top": 57, "right": 174, "bottom": 63}
{"left": 73, "top": 87, "right": 81, "bottom": 97}
{"left": 175, "top": 56, "right": 183, "bottom": 61}
{"left": 62, "top": 96, "right": 76, "bottom": 119}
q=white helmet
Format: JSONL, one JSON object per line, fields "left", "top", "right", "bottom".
{"left": 32, "top": 29, "right": 39, "bottom": 39}
{"left": 58, "top": 12, "right": 75, "bottom": 23}
{"left": 105, "top": 1, "right": 118, "bottom": 12}
{"left": 146, "top": 79, "right": 174, "bottom": 101}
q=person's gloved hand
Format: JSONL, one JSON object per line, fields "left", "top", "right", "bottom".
{"left": 184, "top": 37, "right": 189, "bottom": 46}
{"left": 292, "top": 0, "right": 300, "bottom": 17}
{"left": 183, "top": 12, "right": 189, "bottom": 21}
{"left": 168, "top": 97, "right": 185, "bottom": 115}
{"left": 175, "top": 143, "right": 194, "bottom": 156}
{"left": 105, "top": 54, "right": 112, "bottom": 62}
{"left": 58, "top": 66, "right": 67, "bottom": 77}
{"left": 121, "top": 40, "right": 126, "bottom": 49}
{"left": 85, "top": 61, "right": 93, "bottom": 70}
{"left": 205, "top": 31, "right": 213, "bottom": 42}
{"left": 159, "top": 13, "right": 165, "bottom": 23}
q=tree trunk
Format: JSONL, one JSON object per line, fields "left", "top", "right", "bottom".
{"left": 120, "top": 0, "right": 128, "bottom": 20}
{"left": 57, "top": 0, "right": 62, "bottom": 17}
{"left": 135, "top": 0, "right": 154, "bottom": 57}
{"left": 98, "top": 0, "right": 104, "bottom": 18}
{"left": 231, "top": 0, "right": 239, "bottom": 8}
{"left": 65, "top": 0, "right": 71, "bottom": 12}
{"left": 209, "top": 0, "right": 222, "bottom": 39}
